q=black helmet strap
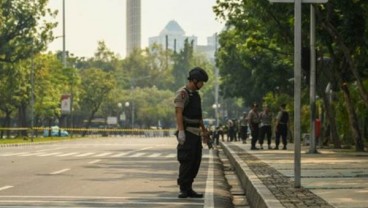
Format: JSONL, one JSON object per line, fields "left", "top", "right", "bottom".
{"left": 193, "top": 79, "right": 200, "bottom": 90}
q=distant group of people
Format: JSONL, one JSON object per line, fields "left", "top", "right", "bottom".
{"left": 247, "top": 103, "right": 289, "bottom": 150}
{"left": 206, "top": 103, "right": 289, "bottom": 151}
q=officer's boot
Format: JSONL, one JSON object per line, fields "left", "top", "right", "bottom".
{"left": 178, "top": 184, "right": 190, "bottom": 198}
{"left": 188, "top": 184, "right": 203, "bottom": 198}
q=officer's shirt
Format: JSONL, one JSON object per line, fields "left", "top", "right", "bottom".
{"left": 174, "top": 86, "right": 201, "bottom": 136}
{"left": 174, "top": 86, "right": 190, "bottom": 109}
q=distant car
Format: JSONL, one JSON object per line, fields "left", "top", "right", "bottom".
{"left": 43, "top": 126, "right": 69, "bottom": 137}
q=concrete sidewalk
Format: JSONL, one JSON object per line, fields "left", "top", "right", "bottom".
{"left": 221, "top": 141, "right": 368, "bottom": 208}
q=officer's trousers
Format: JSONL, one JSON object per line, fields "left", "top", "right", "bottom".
{"left": 250, "top": 123, "right": 259, "bottom": 148}
{"left": 259, "top": 125, "right": 272, "bottom": 145}
{"left": 275, "top": 124, "right": 288, "bottom": 147}
{"left": 177, "top": 131, "right": 202, "bottom": 192}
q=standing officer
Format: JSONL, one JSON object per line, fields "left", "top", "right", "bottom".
{"left": 174, "top": 67, "right": 209, "bottom": 198}
{"left": 239, "top": 112, "right": 248, "bottom": 144}
{"left": 275, "top": 104, "right": 289, "bottom": 150}
{"left": 259, "top": 105, "right": 273, "bottom": 149}
{"left": 248, "top": 103, "right": 260, "bottom": 150}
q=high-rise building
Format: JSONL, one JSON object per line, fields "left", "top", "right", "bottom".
{"left": 149, "top": 20, "right": 197, "bottom": 53}
{"left": 126, "top": 0, "right": 141, "bottom": 56}
{"left": 149, "top": 20, "right": 218, "bottom": 61}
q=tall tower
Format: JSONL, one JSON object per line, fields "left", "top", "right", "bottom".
{"left": 126, "top": 0, "right": 141, "bottom": 56}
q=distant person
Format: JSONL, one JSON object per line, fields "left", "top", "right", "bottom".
{"left": 248, "top": 103, "right": 260, "bottom": 150}
{"left": 227, "top": 119, "right": 235, "bottom": 142}
{"left": 218, "top": 125, "right": 224, "bottom": 142}
{"left": 275, "top": 104, "right": 289, "bottom": 150}
{"left": 259, "top": 105, "right": 273, "bottom": 149}
{"left": 239, "top": 112, "right": 249, "bottom": 144}
{"left": 174, "top": 67, "right": 209, "bottom": 198}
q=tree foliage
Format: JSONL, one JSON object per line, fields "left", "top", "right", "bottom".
{"left": 213, "top": 0, "right": 368, "bottom": 151}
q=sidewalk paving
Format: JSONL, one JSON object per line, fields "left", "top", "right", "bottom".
{"left": 221, "top": 141, "right": 368, "bottom": 208}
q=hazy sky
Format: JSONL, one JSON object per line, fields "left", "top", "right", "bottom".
{"left": 47, "top": 0, "right": 224, "bottom": 58}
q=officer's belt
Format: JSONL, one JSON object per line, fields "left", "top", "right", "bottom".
{"left": 183, "top": 117, "right": 201, "bottom": 124}
{"left": 185, "top": 127, "right": 201, "bottom": 136}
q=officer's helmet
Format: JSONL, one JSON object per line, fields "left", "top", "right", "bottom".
{"left": 188, "top": 67, "right": 208, "bottom": 82}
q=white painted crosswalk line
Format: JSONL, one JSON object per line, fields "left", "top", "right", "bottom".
{"left": 129, "top": 153, "right": 146, "bottom": 157}
{"left": 0, "top": 152, "right": 30, "bottom": 156}
{"left": 17, "top": 152, "right": 43, "bottom": 156}
{"left": 37, "top": 152, "right": 63, "bottom": 157}
{"left": 50, "top": 168, "right": 70, "bottom": 175}
{"left": 165, "top": 153, "right": 176, "bottom": 158}
{"left": 56, "top": 152, "right": 80, "bottom": 157}
{"left": 0, "top": 186, "right": 14, "bottom": 191}
{"left": 76, "top": 152, "right": 95, "bottom": 157}
{"left": 110, "top": 152, "right": 130, "bottom": 158}
{"left": 94, "top": 152, "right": 113, "bottom": 157}
{"left": 148, "top": 153, "right": 161, "bottom": 157}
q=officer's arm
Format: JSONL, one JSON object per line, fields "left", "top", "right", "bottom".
{"left": 175, "top": 107, "right": 184, "bottom": 131}
{"left": 199, "top": 120, "right": 210, "bottom": 143}
{"left": 199, "top": 120, "right": 207, "bottom": 134}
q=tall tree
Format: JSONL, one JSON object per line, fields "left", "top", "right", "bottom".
{"left": 79, "top": 68, "right": 116, "bottom": 135}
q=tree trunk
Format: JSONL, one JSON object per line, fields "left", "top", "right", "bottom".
{"left": 318, "top": 8, "right": 368, "bottom": 108}
{"left": 322, "top": 94, "right": 341, "bottom": 148}
{"left": 1, "top": 110, "right": 13, "bottom": 139}
{"left": 82, "top": 110, "right": 98, "bottom": 137}
{"left": 340, "top": 83, "right": 365, "bottom": 152}
{"left": 18, "top": 103, "right": 28, "bottom": 137}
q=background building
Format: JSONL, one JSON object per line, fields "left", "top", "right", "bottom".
{"left": 149, "top": 20, "right": 217, "bottom": 60}
{"left": 126, "top": 0, "right": 141, "bottom": 56}
{"left": 149, "top": 20, "right": 197, "bottom": 53}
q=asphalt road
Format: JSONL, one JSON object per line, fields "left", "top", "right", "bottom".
{"left": 0, "top": 136, "right": 232, "bottom": 208}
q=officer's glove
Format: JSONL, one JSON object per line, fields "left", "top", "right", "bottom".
{"left": 177, "top": 130, "right": 185, "bottom": 145}
{"left": 202, "top": 131, "right": 210, "bottom": 144}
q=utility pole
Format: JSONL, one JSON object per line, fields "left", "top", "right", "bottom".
{"left": 308, "top": 5, "right": 319, "bottom": 154}
{"left": 214, "top": 33, "right": 219, "bottom": 127}
{"left": 62, "top": 0, "right": 66, "bottom": 68}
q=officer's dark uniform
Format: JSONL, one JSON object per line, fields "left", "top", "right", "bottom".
{"left": 275, "top": 106, "right": 289, "bottom": 149}
{"left": 177, "top": 88, "right": 203, "bottom": 195}
{"left": 174, "top": 67, "right": 208, "bottom": 199}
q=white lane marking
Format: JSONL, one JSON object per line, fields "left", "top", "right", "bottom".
{"left": 56, "top": 152, "right": 79, "bottom": 157}
{"left": 0, "top": 195, "right": 200, "bottom": 200}
{"left": 148, "top": 153, "right": 161, "bottom": 157}
{"left": 94, "top": 152, "right": 113, "bottom": 157}
{"left": 76, "top": 152, "right": 95, "bottom": 157}
{"left": 204, "top": 149, "right": 215, "bottom": 208}
{"left": 111, "top": 152, "right": 129, "bottom": 157}
{"left": 129, "top": 153, "right": 146, "bottom": 157}
{"left": 111, "top": 147, "right": 153, "bottom": 158}
{"left": 0, "top": 152, "right": 30, "bottom": 156}
{"left": 0, "top": 199, "right": 202, "bottom": 206}
{"left": 17, "top": 152, "right": 42, "bottom": 156}
{"left": 37, "top": 152, "right": 63, "bottom": 157}
{"left": 88, "top": 160, "right": 101, "bottom": 164}
{"left": 0, "top": 186, "right": 13, "bottom": 191}
{"left": 165, "top": 153, "right": 176, "bottom": 158}
{"left": 50, "top": 168, "right": 70, "bottom": 175}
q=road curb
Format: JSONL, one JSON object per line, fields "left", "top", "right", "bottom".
{"left": 221, "top": 142, "right": 284, "bottom": 208}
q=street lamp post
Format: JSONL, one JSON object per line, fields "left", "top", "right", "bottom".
{"left": 268, "top": 0, "right": 328, "bottom": 188}
{"left": 125, "top": 102, "right": 134, "bottom": 128}
{"left": 212, "top": 103, "right": 221, "bottom": 127}
{"left": 62, "top": 0, "right": 66, "bottom": 68}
